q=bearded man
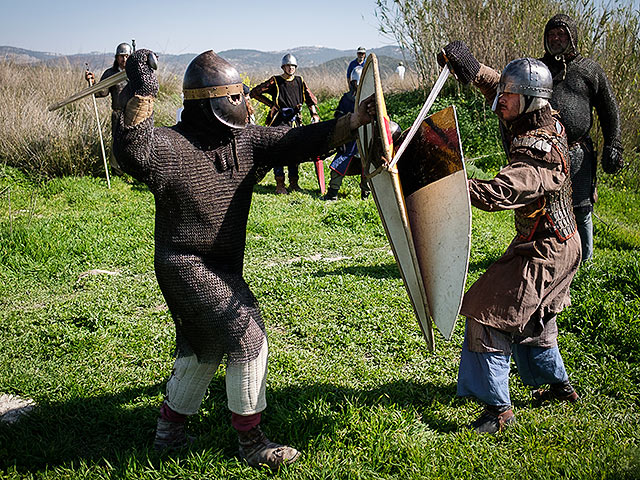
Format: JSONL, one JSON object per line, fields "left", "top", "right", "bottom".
{"left": 540, "top": 14, "right": 623, "bottom": 262}
{"left": 113, "top": 48, "right": 374, "bottom": 469}
{"left": 439, "top": 45, "right": 581, "bottom": 433}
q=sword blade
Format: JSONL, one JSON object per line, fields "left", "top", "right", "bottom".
{"left": 388, "top": 66, "right": 450, "bottom": 169}
{"left": 48, "top": 70, "right": 127, "bottom": 111}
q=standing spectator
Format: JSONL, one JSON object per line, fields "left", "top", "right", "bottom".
{"left": 323, "top": 66, "right": 370, "bottom": 200}
{"left": 395, "top": 61, "right": 406, "bottom": 80}
{"left": 540, "top": 14, "right": 624, "bottom": 262}
{"left": 347, "top": 46, "right": 367, "bottom": 84}
{"left": 85, "top": 42, "right": 131, "bottom": 175}
{"left": 250, "top": 53, "right": 320, "bottom": 194}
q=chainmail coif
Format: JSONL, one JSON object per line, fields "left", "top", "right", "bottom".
{"left": 540, "top": 15, "right": 623, "bottom": 208}
{"left": 114, "top": 49, "right": 354, "bottom": 364}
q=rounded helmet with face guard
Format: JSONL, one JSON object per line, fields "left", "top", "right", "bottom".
{"left": 116, "top": 43, "right": 132, "bottom": 56}
{"left": 281, "top": 53, "right": 297, "bottom": 67}
{"left": 182, "top": 50, "right": 248, "bottom": 129}
{"left": 492, "top": 58, "right": 553, "bottom": 115}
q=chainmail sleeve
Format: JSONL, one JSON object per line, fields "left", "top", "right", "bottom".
{"left": 112, "top": 107, "right": 164, "bottom": 189}
{"left": 246, "top": 118, "right": 344, "bottom": 180}
{"left": 590, "top": 60, "right": 623, "bottom": 151}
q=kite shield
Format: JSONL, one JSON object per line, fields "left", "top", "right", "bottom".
{"left": 356, "top": 54, "right": 435, "bottom": 350}
{"left": 397, "top": 106, "right": 471, "bottom": 341}
{"left": 356, "top": 54, "right": 471, "bottom": 347}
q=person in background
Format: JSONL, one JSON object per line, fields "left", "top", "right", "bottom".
{"left": 347, "top": 46, "right": 366, "bottom": 84}
{"left": 439, "top": 43, "right": 581, "bottom": 434}
{"left": 539, "top": 14, "right": 624, "bottom": 262}
{"left": 395, "top": 61, "right": 405, "bottom": 80}
{"left": 323, "top": 66, "right": 370, "bottom": 201}
{"left": 250, "top": 53, "right": 320, "bottom": 194}
{"left": 85, "top": 42, "right": 132, "bottom": 175}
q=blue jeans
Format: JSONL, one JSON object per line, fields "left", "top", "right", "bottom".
{"left": 574, "top": 208, "right": 592, "bottom": 262}
{"left": 457, "top": 326, "right": 569, "bottom": 407}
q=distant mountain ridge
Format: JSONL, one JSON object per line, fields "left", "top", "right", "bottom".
{"left": 0, "top": 45, "right": 410, "bottom": 75}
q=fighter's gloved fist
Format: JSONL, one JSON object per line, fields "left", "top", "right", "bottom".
{"left": 437, "top": 41, "right": 480, "bottom": 85}
{"left": 602, "top": 145, "right": 624, "bottom": 174}
{"left": 125, "top": 49, "right": 159, "bottom": 98}
{"left": 122, "top": 49, "right": 158, "bottom": 127}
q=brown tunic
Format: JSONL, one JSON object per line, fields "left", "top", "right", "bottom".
{"left": 461, "top": 100, "right": 581, "bottom": 335}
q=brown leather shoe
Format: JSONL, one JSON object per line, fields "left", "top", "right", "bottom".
{"left": 289, "top": 177, "right": 302, "bottom": 192}
{"left": 238, "top": 426, "right": 300, "bottom": 470}
{"left": 275, "top": 176, "right": 288, "bottom": 195}
{"left": 469, "top": 405, "right": 516, "bottom": 434}
{"left": 532, "top": 381, "right": 579, "bottom": 403}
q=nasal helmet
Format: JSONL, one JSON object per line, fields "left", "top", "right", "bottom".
{"left": 492, "top": 58, "right": 553, "bottom": 115}
{"left": 115, "top": 43, "right": 132, "bottom": 56}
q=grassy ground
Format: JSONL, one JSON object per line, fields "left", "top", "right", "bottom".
{"left": 0, "top": 156, "right": 639, "bottom": 479}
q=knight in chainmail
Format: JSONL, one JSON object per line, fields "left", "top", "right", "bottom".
{"left": 85, "top": 42, "right": 132, "bottom": 175}
{"left": 112, "top": 48, "right": 374, "bottom": 470}
{"left": 540, "top": 14, "right": 623, "bottom": 262}
{"left": 439, "top": 46, "right": 581, "bottom": 433}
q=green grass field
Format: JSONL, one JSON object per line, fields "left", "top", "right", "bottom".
{"left": 0, "top": 156, "right": 639, "bottom": 479}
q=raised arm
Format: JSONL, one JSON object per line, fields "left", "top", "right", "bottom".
{"left": 112, "top": 49, "right": 160, "bottom": 184}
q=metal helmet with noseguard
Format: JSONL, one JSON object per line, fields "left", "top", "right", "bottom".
{"left": 182, "top": 50, "right": 248, "bottom": 128}
{"left": 281, "top": 53, "right": 297, "bottom": 67}
{"left": 116, "top": 43, "right": 132, "bottom": 56}
{"left": 492, "top": 58, "right": 553, "bottom": 113}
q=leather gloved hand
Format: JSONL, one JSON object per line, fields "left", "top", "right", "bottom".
{"left": 125, "top": 48, "right": 158, "bottom": 97}
{"left": 121, "top": 49, "right": 158, "bottom": 127}
{"left": 437, "top": 41, "right": 480, "bottom": 85}
{"left": 602, "top": 145, "right": 624, "bottom": 174}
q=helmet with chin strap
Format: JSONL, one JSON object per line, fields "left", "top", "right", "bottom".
{"left": 492, "top": 58, "right": 553, "bottom": 116}
{"left": 182, "top": 50, "right": 248, "bottom": 129}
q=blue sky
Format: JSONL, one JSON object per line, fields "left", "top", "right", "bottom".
{"left": 0, "top": 0, "right": 394, "bottom": 55}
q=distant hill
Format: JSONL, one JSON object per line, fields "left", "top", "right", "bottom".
{"left": 0, "top": 45, "right": 412, "bottom": 76}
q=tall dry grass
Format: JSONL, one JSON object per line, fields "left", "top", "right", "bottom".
{"left": 376, "top": 0, "right": 640, "bottom": 183}
{"left": 0, "top": 61, "right": 182, "bottom": 179}
{"left": 0, "top": 58, "right": 414, "bottom": 179}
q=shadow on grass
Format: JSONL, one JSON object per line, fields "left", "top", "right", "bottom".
{"left": 0, "top": 378, "right": 459, "bottom": 473}
{"left": 252, "top": 183, "right": 323, "bottom": 198}
{"left": 313, "top": 262, "right": 401, "bottom": 280}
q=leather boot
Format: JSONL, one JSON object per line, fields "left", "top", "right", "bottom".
{"left": 153, "top": 417, "right": 194, "bottom": 451}
{"left": 289, "top": 177, "right": 302, "bottom": 192}
{"left": 238, "top": 425, "right": 300, "bottom": 470}
{"left": 469, "top": 405, "right": 516, "bottom": 434}
{"left": 275, "top": 176, "right": 288, "bottom": 195}
{"left": 322, "top": 187, "right": 339, "bottom": 201}
{"left": 532, "top": 380, "right": 579, "bottom": 404}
